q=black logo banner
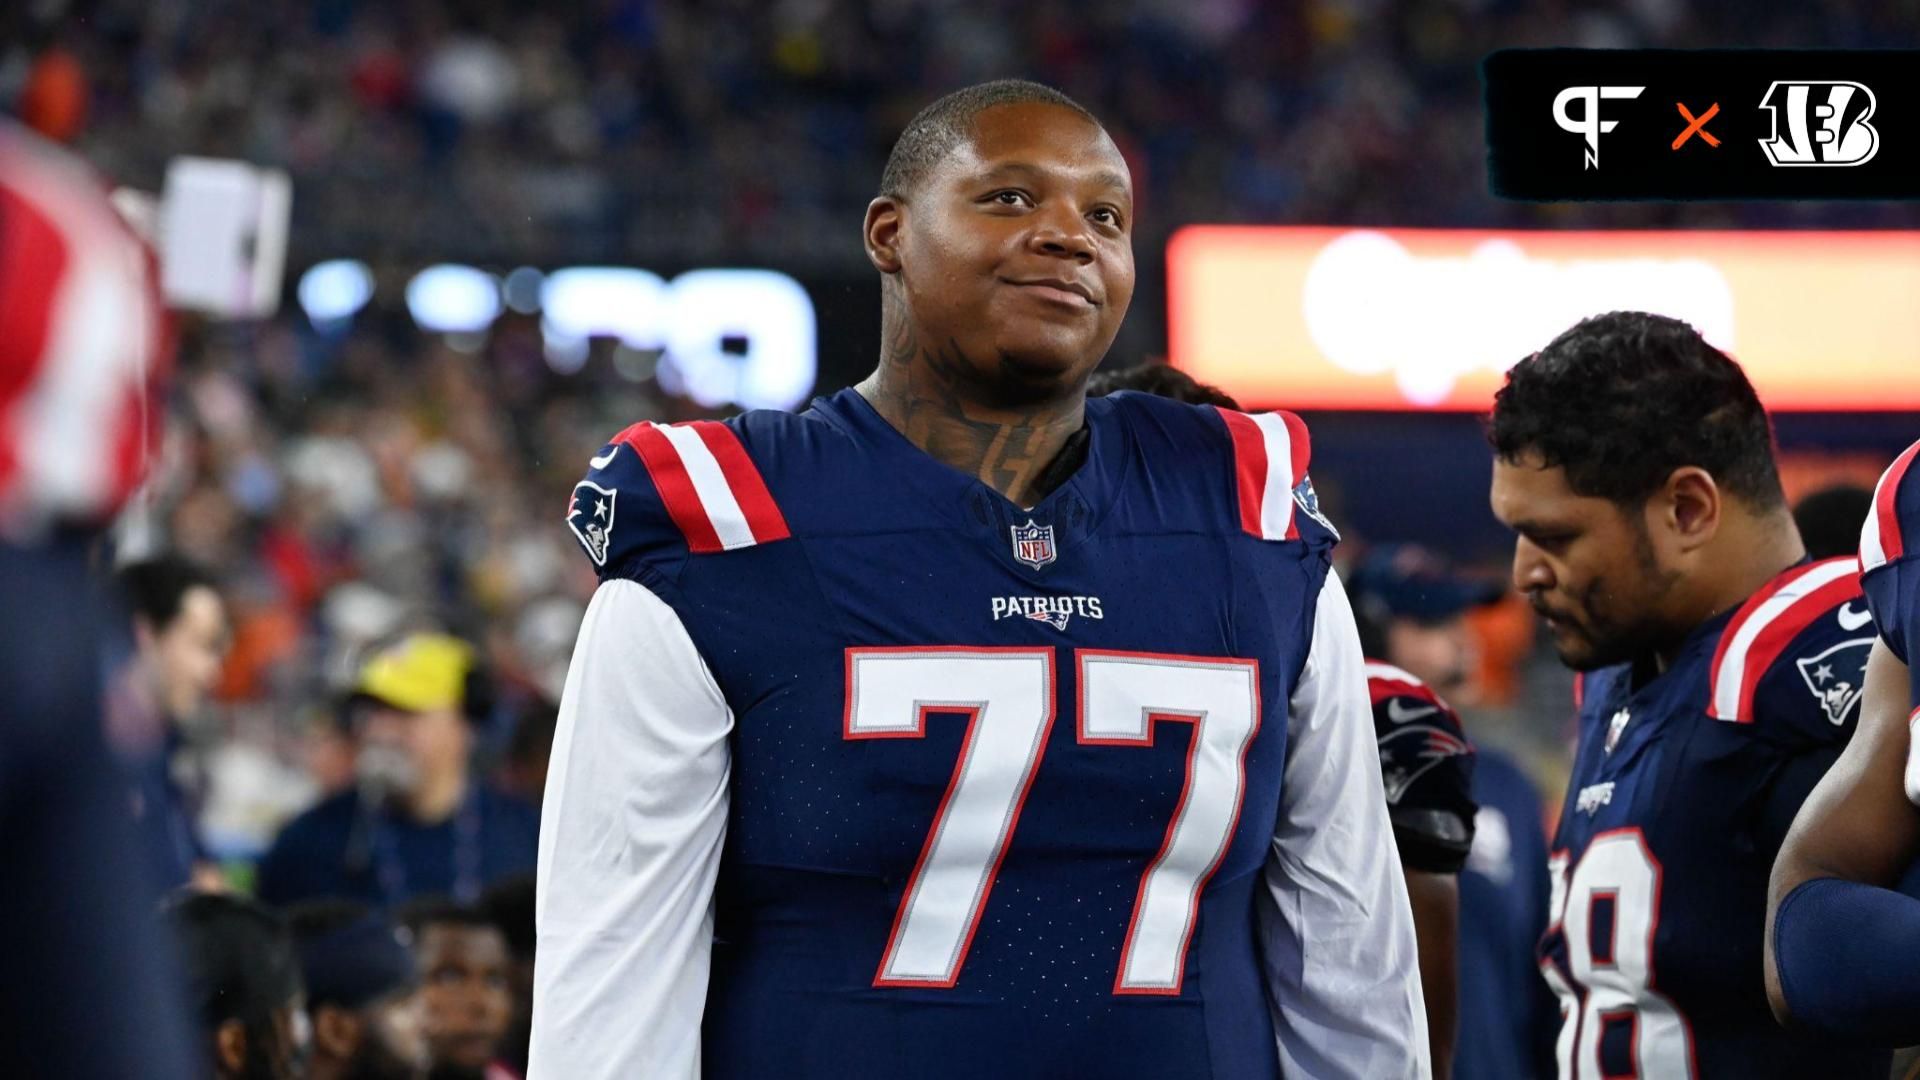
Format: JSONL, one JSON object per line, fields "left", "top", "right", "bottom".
{"left": 1485, "top": 49, "right": 1920, "bottom": 199}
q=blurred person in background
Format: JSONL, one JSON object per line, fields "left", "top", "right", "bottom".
{"left": 1489, "top": 311, "right": 1882, "bottom": 1078}
{"left": 0, "top": 118, "right": 195, "bottom": 1078}
{"left": 256, "top": 633, "right": 539, "bottom": 908}
{"left": 114, "top": 554, "right": 231, "bottom": 894}
{"left": 400, "top": 899, "right": 515, "bottom": 1080}
{"left": 1346, "top": 546, "right": 1557, "bottom": 1080}
{"left": 1793, "top": 482, "right": 1875, "bottom": 562}
{"left": 479, "top": 876, "right": 536, "bottom": 1080}
{"left": 1347, "top": 545, "right": 1500, "bottom": 702}
{"left": 166, "top": 891, "right": 310, "bottom": 1080}
{"left": 1093, "top": 364, "right": 1486, "bottom": 1077}
{"left": 287, "top": 899, "right": 430, "bottom": 1080}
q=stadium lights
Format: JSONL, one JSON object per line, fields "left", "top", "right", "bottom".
{"left": 374, "top": 262, "right": 818, "bottom": 411}
{"left": 502, "top": 266, "right": 545, "bottom": 315}
{"left": 1169, "top": 227, "right": 1920, "bottom": 411}
{"left": 405, "top": 264, "right": 502, "bottom": 335}
{"left": 296, "top": 259, "right": 375, "bottom": 330}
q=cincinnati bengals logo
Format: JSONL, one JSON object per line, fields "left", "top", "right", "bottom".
{"left": 1758, "top": 81, "right": 1879, "bottom": 167}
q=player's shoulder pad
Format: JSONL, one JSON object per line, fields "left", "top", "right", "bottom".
{"left": 1211, "top": 405, "right": 1339, "bottom": 547}
{"left": 1862, "top": 438, "right": 1920, "bottom": 576}
{"left": 1101, "top": 392, "right": 1340, "bottom": 549}
{"left": 1707, "top": 557, "right": 1874, "bottom": 735}
{"left": 1366, "top": 660, "right": 1477, "bottom": 872}
{"left": 564, "top": 416, "right": 792, "bottom": 581}
{"left": 1365, "top": 661, "right": 1475, "bottom": 800}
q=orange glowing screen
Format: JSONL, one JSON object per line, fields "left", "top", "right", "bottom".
{"left": 1166, "top": 227, "right": 1920, "bottom": 411}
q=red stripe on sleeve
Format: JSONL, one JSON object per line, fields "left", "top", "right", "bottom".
{"left": 688, "top": 420, "right": 790, "bottom": 544}
{"left": 1367, "top": 676, "right": 1441, "bottom": 708}
{"left": 1217, "top": 408, "right": 1268, "bottom": 538}
{"left": 1877, "top": 441, "right": 1920, "bottom": 563}
{"left": 1712, "top": 559, "right": 1865, "bottom": 723}
{"left": 1734, "top": 569, "right": 1863, "bottom": 723}
{"left": 0, "top": 182, "right": 70, "bottom": 500}
{"left": 615, "top": 422, "right": 725, "bottom": 554}
{"left": 1707, "top": 561, "right": 1809, "bottom": 718}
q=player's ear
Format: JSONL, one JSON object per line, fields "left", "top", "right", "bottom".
{"left": 1659, "top": 466, "right": 1722, "bottom": 551}
{"left": 864, "top": 197, "right": 904, "bottom": 275}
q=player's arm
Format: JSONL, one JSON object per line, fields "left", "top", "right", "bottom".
{"left": 1257, "top": 572, "right": 1431, "bottom": 1079}
{"left": 1372, "top": 680, "right": 1475, "bottom": 1080}
{"left": 1403, "top": 868, "right": 1458, "bottom": 1080}
{"left": 1764, "top": 639, "right": 1920, "bottom": 1042}
{"left": 528, "top": 578, "right": 733, "bottom": 1080}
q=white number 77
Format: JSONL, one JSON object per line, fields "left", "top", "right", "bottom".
{"left": 844, "top": 647, "right": 1261, "bottom": 993}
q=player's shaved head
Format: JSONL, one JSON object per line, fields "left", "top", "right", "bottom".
{"left": 879, "top": 79, "right": 1098, "bottom": 202}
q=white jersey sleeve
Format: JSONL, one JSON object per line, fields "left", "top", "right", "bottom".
{"left": 1258, "top": 570, "right": 1431, "bottom": 1078}
{"left": 529, "top": 577, "right": 733, "bottom": 1080}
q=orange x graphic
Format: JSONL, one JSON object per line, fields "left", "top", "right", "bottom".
{"left": 1673, "top": 102, "right": 1721, "bottom": 149}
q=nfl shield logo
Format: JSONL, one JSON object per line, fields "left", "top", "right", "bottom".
{"left": 1010, "top": 519, "right": 1056, "bottom": 570}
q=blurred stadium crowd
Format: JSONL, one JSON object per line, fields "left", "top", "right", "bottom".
{"left": 15, "top": 0, "right": 1917, "bottom": 278}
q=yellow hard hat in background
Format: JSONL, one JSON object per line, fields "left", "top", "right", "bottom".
{"left": 350, "top": 633, "right": 474, "bottom": 714}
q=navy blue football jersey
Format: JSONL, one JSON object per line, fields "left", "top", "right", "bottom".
{"left": 1862, "top": 439, "right": 1920, "bottom": 705}
{"left": 536, "top": 388, "right": 1426, "bottom": 1079}
{"left": 1366, "top": 662, "right": 1477, "bottom": 873}
{"left": 1457, "top": 749, "right": 1557, "bottom": 1080}
{"left": 1539, "top": 558, "right": 1882, "bottom": 1079}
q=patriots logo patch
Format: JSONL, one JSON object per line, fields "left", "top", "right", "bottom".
{"left": 1796, "top": 636, "right": 1874, "bottom": 726}
{"left": 1026, "top": 609, "right": 1071, "bottom": 630}
{"left": 566, "top": 481, "right": 618, "bottom": 566}
{"left": 1293, "top": 475, "right": 1339, "bottom": 539}
{"left": 1377, "top": 720, "right": 1471, "bottom": 804}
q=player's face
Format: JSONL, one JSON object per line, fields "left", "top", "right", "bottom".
{"left": 1491, "top": 455, "right": 1680, "bottom": 670}
{"left": 894, "top": 103, "right": 1135, "bottom": 396}
{"left": 415, "top": 925, "right": 511, "bottom": 1072}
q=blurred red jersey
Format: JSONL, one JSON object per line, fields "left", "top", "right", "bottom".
{"left": 0, "top": 121, "right": 168, "bottom": 537}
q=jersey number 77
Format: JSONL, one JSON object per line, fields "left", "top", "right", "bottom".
{"left": 845, "top": 647, "right": 1259, "bottom": 994}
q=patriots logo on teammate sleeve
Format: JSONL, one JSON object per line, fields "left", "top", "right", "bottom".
{"left": 1795, "top": 637, "right": 1873, "bottom": 725}
{"left": 566, "top": 480, "right": 618, "bottom": 566}
{"left": 1378, "top": 722, "right": 1473, "bottom": 804}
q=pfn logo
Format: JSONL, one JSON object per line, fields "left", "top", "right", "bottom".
{"left": 1758, "top": 81, "right": 1879, "bottom": 166}
{"left": 1553, "top": 86, "right": 1645, "bottom": 169}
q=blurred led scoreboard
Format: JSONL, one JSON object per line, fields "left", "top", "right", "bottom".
{"left": 1167, "top": 227, "right": 1920, "bottom": 411}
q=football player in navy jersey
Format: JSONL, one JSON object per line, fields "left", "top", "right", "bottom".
{"left": 1766, "top": 438, "right": 1920, "bottom": 1045}
{"left": 1487, "top": 311, "right": 1884, "bottom": 1078}
{"left": 530, "top": 81, "right": 1427, "bottom": 1079}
